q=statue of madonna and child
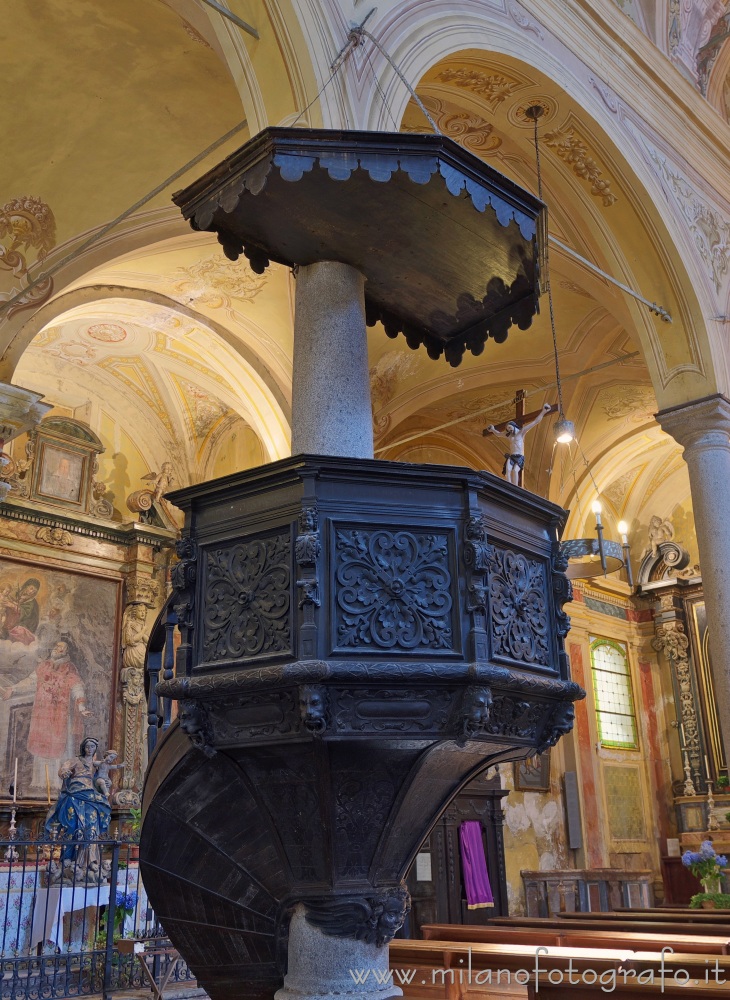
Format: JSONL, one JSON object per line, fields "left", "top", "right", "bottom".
{"left": 44, "top": 737, "right": 123, "bottom": 885}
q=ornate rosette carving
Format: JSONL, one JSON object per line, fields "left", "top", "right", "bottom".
{"left": 334, "top": 528, "right": 454, "bottom": 651}
{"left": 202, "top": 533, "right": 291, "bottom": 662}
{"left": 487, "top": 545, "right": 550, "bottom": 666}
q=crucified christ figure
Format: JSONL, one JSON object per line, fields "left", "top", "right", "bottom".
{"left": 486, "top": 403, "right": 553, "bottom": 487}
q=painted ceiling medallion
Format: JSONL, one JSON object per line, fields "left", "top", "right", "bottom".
{"left": 87, "top": 323, "right": 127, "bottom": 343}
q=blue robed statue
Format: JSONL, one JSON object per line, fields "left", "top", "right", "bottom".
{"left": 45, "top": 736, "right": 112, "bottom": 883}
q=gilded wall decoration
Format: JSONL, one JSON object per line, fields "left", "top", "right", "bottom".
{"left": 598, "top": 384, "right": 656, "bottom": 421}
{"left": 603, "top": 468, "right": 642, "bottom": 512}
{"left": 0, "top": 196, "right": 57, "bottom": 320}
{"left": 633, "top": 131, "right": 730, "bottom": 292}
{"left": 559, "top": 279, "right": 592, "bottom": 298}
{"left": 171, "top": 254, "right": 267, "bottom": 308}
{"left": 434, "top": 68, "right": 525, "bottom": 111}
{"left": 404, "top": 98, "right": 503, "bottom": 154}
{"left": 0, "top": 558, "right": 120, "bottom": 801}
{"left": 487, "top": 546, "right": 550, "bottom": 667}
{"left": 652, "top": 619, "right": 701, "bottom": 784}
{"left": 542, "top": 126, "right": 617, "bottom": 206}
{"left": 35, "top": 525, "right": 73, "bottom": 548}
{"left": 178, "top": 379, "right": 231, "bottom": 441}
{"left": 202, "top": 533, "right": 291, "bottom": 662}
{"left": 369, "top": 350, "right": 419, "bottom": 434}
{"left": 334, "top": 527, "right": 454, "bottom": 651}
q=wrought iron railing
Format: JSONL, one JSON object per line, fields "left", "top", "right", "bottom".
{"left": 0, "top": 834, "right": 194, "bottom": 1000}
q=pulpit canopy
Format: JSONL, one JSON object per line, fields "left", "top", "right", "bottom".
{"left": 173, "top": 127, "right": 546, "bottom": 366}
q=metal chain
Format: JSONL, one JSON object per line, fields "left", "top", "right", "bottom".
{"left": 531, "top": 110, "right": 566, "bottom": 419}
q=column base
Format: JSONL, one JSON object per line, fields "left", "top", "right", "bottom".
{"left": 275, "top": 905, "right": 402, "bottom": 1000}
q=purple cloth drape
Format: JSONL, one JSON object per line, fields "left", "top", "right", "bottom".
{"left": 459, "top": 820, "right": 494, "bottom": 909}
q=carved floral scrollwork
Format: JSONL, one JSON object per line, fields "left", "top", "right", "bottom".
{"left": 485, "top": 695, "right": 546, "bottom": 740}
{"left": 334, "top": 528, "right": 453, "bottom": 651}
{"left": 0, "top": 196, "right": 57, "bottom": 318}
{"left": 487, "top": 546, "right": 550, "bottom": 666}
{"left": 652, "top": 620, "right": 701, "bottom": 778}
{"left": 203, "top": 533, "right": 291, "bottom": 661}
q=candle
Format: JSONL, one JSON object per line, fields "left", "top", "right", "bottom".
{"left": 12, "top": 758, "right": 17, "bottom": 803}
{"left": 680, "top": 723, "right": 687, "bottom": 748}
{"left": 45, "top": 765, "right": 51, "bottom": 805}
{"left": 706, "top": 754, "right": 712, "bottom": 780}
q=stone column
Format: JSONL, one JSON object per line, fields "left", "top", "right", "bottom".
{"left": 656, "top": 393, "right": 730, "bottom": 760}
{"left": 275, "top": 905, "right": 401, "bottom": 1000}
{"left": 291, "top": 261, "right": 373, "bottom": 459}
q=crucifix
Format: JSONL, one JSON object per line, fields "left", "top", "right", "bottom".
{"left": 482, "top": 390, "right": 558, "bottom": 487}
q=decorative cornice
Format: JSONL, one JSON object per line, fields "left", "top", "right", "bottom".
{"left": 656, "top": 393, "right": 730, "bottom": 448}
{"left": 0, "top": 498, "right": 177, "bottom": 548}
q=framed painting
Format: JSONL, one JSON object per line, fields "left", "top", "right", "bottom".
{"left": 0, "top": 556, "right": 122, "bottom": 803}
{"left": 514, "top": 750, "right": 551, "bottom": 792}
{"left": 34, "top": 440, "right": 88, "bottom": 508}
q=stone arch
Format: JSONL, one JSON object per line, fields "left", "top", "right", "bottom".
{"left": 10, "top": 285, "right": 291, "bottom": 464}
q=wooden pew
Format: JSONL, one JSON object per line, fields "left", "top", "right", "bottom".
{"left": 420, "top": 922, "right": 730, "bottom": 955}
{"left": 555, "top": 909, "right": 730, "bottom": 923}
{"left": 488, "top": 915, "right": 730, "bottom": 935}
{"left": 390, "top": 939, "right": 730, "bottom": 1000}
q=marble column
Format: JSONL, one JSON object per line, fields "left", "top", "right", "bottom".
{"left": 291, "top": 261, "right": 373, "bottom": 459}
{"left": 656, "top": 393, "right": 730, "bottom": 760}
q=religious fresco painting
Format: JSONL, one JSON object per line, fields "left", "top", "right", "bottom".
{"left": 0, "top": 558, "right": 120, "bottom": 801}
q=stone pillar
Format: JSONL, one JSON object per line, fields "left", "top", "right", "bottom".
{"left": 291, "top": 261, "right": 373, "bottom": 459}
{"left": 656, "top": 393, "right": 730, "bottom": 760}
{"left": 275, "top": 905, "right": 401, "bottom": 1000}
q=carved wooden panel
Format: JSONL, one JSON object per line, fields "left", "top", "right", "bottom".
{"left": 332, "top": 526, "right": 455, "bottom": 653}
{"left": 487, "top": 544, "right": 551, "bottom": 668}
{"left": 202, "top": 531, "right": 292, "bottom": 663}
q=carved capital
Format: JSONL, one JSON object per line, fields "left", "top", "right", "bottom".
{"left": 656, "top": 394, "right": 730, "bottom": 454}
{"left": 304, "top": 884, "right": 410, "bottom": 947}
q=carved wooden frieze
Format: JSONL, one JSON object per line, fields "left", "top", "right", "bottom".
{"left": 484, "top": 694, "right": 548, "bottom": 741}
{"left": 202, "top": 532, "right": 292, "bottom": 662}
{"left": 332, "top": 687, "right": 453, "bottom": 733}
{"left": 333, "top": 526, "right": 454, "bottom": 652}
{"left": 487, "top": 544, "right": 551, "bottom": 667}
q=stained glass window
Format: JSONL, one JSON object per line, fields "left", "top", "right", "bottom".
{"left": 589, "top": 637, "right": 638, "bottom": 750}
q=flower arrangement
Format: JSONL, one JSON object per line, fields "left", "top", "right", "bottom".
{"left": 682, "top": 840, "right": 727, "bottom": 894}
{"left": 112, "top": 890, "right": 138, "bottom": 939}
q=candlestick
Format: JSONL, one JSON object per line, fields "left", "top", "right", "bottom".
{"left": 3, "top": 808, "right": 18, "bottom": 863}
{"left": 45, "top": 765, "right": 50, "bottom": 806}
{"left": 707, "top": 780, "right": 720, "bottom": 831}
{"left": 705, "top": 754, "right": 711, "bottom": 780}
{"left": 683, "top": 750, "right": 697, "bottom": 796}
{"left": 12, "top": 758, "right": 17, "bottom": 803}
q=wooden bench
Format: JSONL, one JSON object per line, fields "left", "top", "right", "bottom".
{"left": 390, "top": 939, "right": 730, "bottom": 1000}
{"left": 488, "top": 915, "right": 730, "bottom": 935}
{"left": 421, "top": 922, "right": 730, "bottom": 955}
{"left": 555, "top": 909, "right": 730, "bottom": 923}
{"left": 116, "top": 937, "right": 187, "bottom": 999}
